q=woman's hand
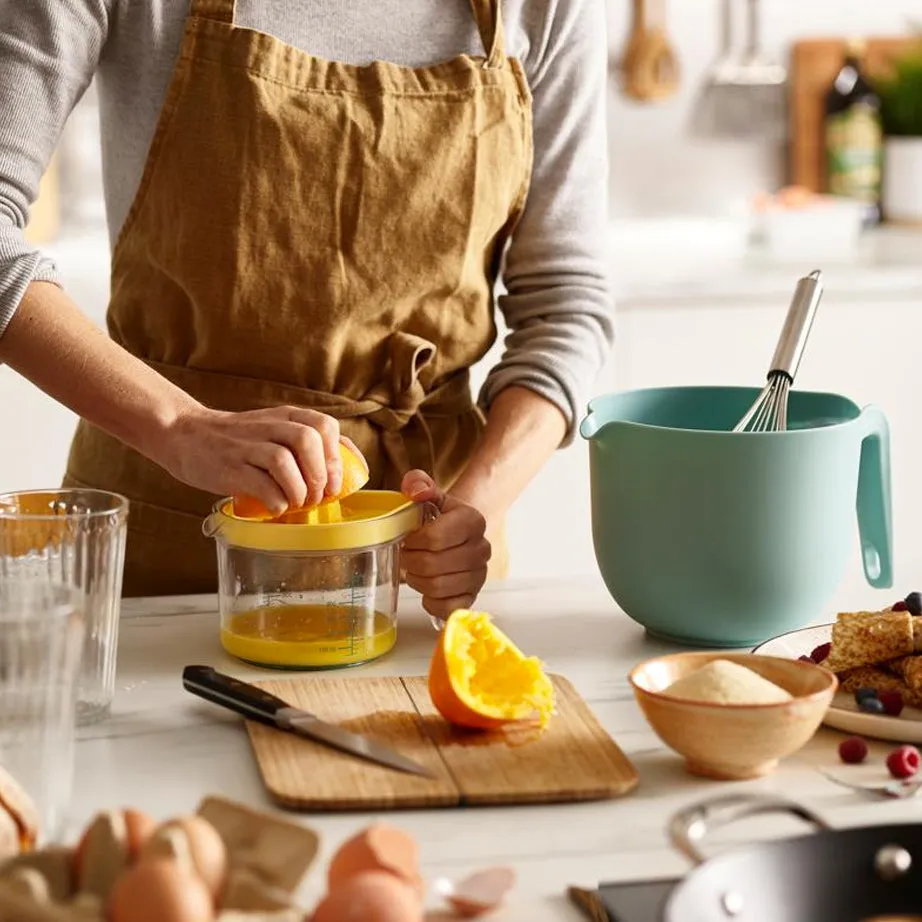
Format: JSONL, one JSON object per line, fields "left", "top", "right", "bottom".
{"left": 159, "top": 404, "right": 363, "bottom": 515}
{"left": 400, "top": 471, "right": 492, "bottom": 621}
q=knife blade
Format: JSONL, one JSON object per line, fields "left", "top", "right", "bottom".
{"left": 182, "top": 664, "right": 434, "bottom": 778}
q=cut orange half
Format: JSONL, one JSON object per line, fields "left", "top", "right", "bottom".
{"left": 428, "top": 610, "right": 556, "bottom": 730}
{"left": 232, "top": 441, "right": 369, "bottom": 520}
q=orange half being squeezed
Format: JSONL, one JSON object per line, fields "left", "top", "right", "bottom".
{"left": 232, "top": 441, "right": 369, "bottom": 521}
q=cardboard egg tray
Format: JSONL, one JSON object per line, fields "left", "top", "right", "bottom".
{"left": 0, "top": 796, "right": 319, "bottom": 921}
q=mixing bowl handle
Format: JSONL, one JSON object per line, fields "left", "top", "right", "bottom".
{"left": 855, "top": 405, "right": 893, "bottom": 590}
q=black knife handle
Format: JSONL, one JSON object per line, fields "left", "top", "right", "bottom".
{"left": 182, "top": 664, "right": 290, "bottom": 727}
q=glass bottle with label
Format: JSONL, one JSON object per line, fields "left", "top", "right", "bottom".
{"left": 824, "top": 38, "right": 883, "bottom": 225}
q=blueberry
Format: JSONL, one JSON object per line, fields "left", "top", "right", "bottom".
{"left": 854, "top": 687, "right": 878, "bottom": 704}
{"left": 905, "top": 592, "right": 922, "bottom": 616}
{"left": 858, "top": 697, "right": 886, "bottom": 715}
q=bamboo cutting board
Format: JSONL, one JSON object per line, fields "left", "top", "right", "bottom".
{"left": 790, "top": 37, "right": 914, "bottom": 193}
{"left": 244, "top": 675, "right": 638, "bottom": 811}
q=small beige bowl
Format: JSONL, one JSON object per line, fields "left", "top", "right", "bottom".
{"left": 629, "top": 651, "right": 837, "bottom": 780}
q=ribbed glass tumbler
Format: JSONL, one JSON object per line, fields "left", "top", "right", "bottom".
{"left": 0, "top": 489, "right": 128, "bottom": 724}
{"left": 0, "top": 579, "right": 84, "bottom": 844}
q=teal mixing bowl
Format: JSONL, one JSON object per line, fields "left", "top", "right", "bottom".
{"left": 580, "top": 386, "right": 893, "bottom": 647}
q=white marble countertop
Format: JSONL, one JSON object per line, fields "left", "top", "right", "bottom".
{"left": 610, "top": 223, "right": 922, "bottom": 306}
{"left": 67, "top": 573, "right": 918, "bottom": 920}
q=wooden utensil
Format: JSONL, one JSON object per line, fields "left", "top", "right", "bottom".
{"left": 242, "top": 674, "right": 639, "bottom": 811}
{"left": 790, "top": 37, "right": 913, "bottom": 192}
{"left": 622, "top": 0, "right": 679, "bottom": 103}
{"left": 567, "top": 886, "right": 613, "bottom": 922}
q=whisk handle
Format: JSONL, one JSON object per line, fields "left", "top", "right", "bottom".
{"left": 768, "top": 269, "right": 824, "bottom": 381}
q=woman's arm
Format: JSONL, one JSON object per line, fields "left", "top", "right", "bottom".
{"left": 460, "top": 0, "right": 614, "bottom": 523}
{"left": 450, "top": 386, "right": 566, "bottom": 528}
{"left": 3, "top": 282, "right": 352, "bottom": 512}
{"left": 3, "top": 283, "right": 196, "bottom": 462}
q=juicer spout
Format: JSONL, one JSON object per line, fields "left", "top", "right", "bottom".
{"left": 202, "top": 511, "right": 222, "bottom": 538}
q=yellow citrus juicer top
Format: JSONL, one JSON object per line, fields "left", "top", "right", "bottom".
{"left": 203, "top": 490, "right": 427, "bottom": 552}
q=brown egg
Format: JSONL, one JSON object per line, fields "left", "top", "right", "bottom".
{"left": 327, "top": 824, "right": 422, "bottom": 897}
{"left": 75, "top": 809, "right": 156, "bottom": 866}
{"left": 140, "top": 816, "right": 228, "bottom": 902}
{"left": 74, "top": 809, "right": 156, "bottom": 898}
{"left": 311, "top": 871, "right": 423, "bottom": 922}
{"left": 108, "top": 857, "right": 215, "bottom": 922}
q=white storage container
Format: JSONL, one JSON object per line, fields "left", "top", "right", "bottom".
{"left": 755, "top": 195, "right": 867, "bottom": 260}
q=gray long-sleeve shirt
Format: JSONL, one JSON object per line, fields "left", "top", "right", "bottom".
{"left": 0, "top": 0, "right": 613, "bottom": 442}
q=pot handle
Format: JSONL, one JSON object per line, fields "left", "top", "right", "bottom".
{"left": 856, "top": 405, "right": 893, "bottom": 589}
{"left": 667, "top": 794, "right": 830, "bottom": 866}
{"left": 398, "top": 500, "right": 445, "bottom": 633}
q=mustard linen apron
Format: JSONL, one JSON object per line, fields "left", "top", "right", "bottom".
{"left": 64, "top": 0, "right": 532, "bottom": 596}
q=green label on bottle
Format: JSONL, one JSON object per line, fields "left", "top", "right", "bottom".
{"left": 825, "top": 103, "right": 882, "bottom": 202}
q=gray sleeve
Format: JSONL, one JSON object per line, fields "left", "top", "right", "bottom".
{"left": 0, "top": 0, "right": 111, "bottom": 338}
{"left": 479, "top": 0, "right": 614, "bottom": 446}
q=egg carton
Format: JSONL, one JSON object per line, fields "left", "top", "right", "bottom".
{"left": 0, "top": 795, "right": 319, "bottom": 922}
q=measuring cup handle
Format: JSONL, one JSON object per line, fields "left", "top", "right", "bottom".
{"left": 420, "top": 500, "right": 441, "bottom": 528}
{"left": 398, "top": 500, "right": 445, "bottom": 632}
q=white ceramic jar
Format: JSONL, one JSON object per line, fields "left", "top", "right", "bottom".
{"left": 882, "top": 136, "right": 922, "bottom": 225}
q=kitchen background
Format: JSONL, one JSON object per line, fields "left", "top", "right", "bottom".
{"left": 3, "top": 0, "right": 922, "bottom": 590}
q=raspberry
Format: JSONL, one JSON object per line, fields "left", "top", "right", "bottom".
{"left": 892, "top": 600, "right": 909, "bottom": 612}
{"left": 798, "top": 655, "right": 813, "bottom": 663}
{"left": 810, "top": 642, "right": 831, "bottom": 663}
{"left": 887, "top": 745, "right": 921, "bottom": 779}
{"left": 879, "top": 690, "right": 904, "bottom": 717}
{"left": 838, "top": 737, "right": 868, "bottom": 764}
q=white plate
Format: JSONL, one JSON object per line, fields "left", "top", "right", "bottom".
{"left": 753, "top": 624, "right": 922, "bottom": 743}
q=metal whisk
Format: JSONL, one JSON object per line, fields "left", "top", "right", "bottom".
{"left": 733, "top": 269, "right": 824, "bottom": 433}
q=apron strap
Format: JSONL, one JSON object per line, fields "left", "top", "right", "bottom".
{"left": 189, "top": 0, "right": 236, "bottom": 25}
{"left": 469, "top": 0, "right": 507, "bottom": 68}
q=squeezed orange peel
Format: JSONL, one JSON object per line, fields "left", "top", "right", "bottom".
{"left": 428, "top": 610, "right": 556, "bottom": 731}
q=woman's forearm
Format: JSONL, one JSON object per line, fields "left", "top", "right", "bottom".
{"left": 0, "top": 282, "right": 198, "bottom": 463}
{"left": 449, "top": 385, "right": 567, "bottom": 528}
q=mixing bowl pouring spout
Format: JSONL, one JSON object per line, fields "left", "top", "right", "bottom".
{"left": 579, "top": 409, "right": 619, "bottom": 442}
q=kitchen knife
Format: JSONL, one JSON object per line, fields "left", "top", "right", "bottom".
{"left": 182, "top": 664, "right": 434, "bottom": 778}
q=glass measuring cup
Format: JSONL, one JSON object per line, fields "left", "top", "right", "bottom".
{"left": 204, "top": 491, "right": 432, "bottom": 669}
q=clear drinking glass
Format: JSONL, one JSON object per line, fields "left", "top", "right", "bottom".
{"left": 0, "top": 580, "right": 84, "bottom": 844}
{"left": 0, "top": 489, "right": 128, "bottom": 724}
